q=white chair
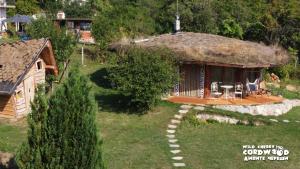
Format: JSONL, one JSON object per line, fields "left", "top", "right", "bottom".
{"left": 211, "top": 82, "right": 222, "bottom": 98}
{"left": 246, "top": 78, "right": 259, "bottom": 95}
{"left": 234, "top": 82, "right": 243, "bottom": 99}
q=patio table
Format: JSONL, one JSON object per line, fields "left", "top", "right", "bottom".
{"left": 221, "top": 85, "right": 233, "bottom": 99}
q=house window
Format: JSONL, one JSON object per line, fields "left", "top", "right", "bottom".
{"left": 0, "top": 64, "right": 3, "bottom": 69}
{"left": 37, "top": 61, "right": 42, "bottom": 70}
{"left": 16, "top": 90, "right": 24, "bottom": 99}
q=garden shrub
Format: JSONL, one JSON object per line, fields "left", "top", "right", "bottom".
{"left": 108, "top": 47, "right": 178, "bottom": 112}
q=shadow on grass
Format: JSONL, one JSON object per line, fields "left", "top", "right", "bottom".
{"left": 90, "top": 67, "right": 140, "bottom": 114}
{"left": 90, "top": 67, "right": 112, "bottom": 89}
{"left": 95, "top": 92, "right": 136, "bottom": 114}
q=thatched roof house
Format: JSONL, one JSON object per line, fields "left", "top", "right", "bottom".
{"left": 0, "top": 39, "right": 58, "bottom": 118}
{"left": 111, "top": 32, "right": 290, "bottom": 98}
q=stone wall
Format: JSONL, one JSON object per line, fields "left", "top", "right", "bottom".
{"left": 213, "top": 99, "right": 300, "bottom": 116}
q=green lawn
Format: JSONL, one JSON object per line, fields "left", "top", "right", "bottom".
{"left": 178, "top": 107, "right": 300, "bottom": 169}
{"left": 0, "top": 46, "right": 300, "bottom": 169}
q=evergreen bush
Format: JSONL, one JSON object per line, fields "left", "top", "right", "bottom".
{"left": 16, "top": 69, "right": 104, "bottom": 169}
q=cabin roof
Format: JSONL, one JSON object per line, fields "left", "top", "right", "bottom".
{"left": 110, "top": 32, "right": 290, "bottom": 68}
{"left": 0, "top": 39, "right": 58, "bottom": 95}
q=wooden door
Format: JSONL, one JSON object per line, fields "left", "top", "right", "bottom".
{"left": 24, "top": 76, "right": 35, "bottom": 112}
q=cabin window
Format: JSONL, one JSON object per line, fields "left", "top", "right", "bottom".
{"left": 16, "top": 90, "right": 24, "bottom": 99}
{"left": 37, "top": 61, "right": 42, "bottom": 70}
{"left": 246, "top": 69, "right": 261, "bottom": 82}
{"left": 210, "top": 66, "right": 236, "bottom": 85}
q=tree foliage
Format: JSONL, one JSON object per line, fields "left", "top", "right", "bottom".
{"left": 108, "top": 48, "right": 178, "bottom": 112}
{"left": 27, "top": 17, "right": 75, "bottom": 69}
{"left": 16, "top": 69, "right": 105, "bottom": 169}
{"left": 91, "top": 0, "right": 300, "bottom": 79}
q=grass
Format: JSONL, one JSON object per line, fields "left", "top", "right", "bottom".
{"left": 268, "top": 85, "right": 300, "bottom": 99}
{"left": 0, "top": 120, "right": 27, "bottom": 153}
{"left": 178, "top": 107, "right": 300, "bottom": 169}
{"left": 0, "top": 46, "right": 300, "bottom": 169}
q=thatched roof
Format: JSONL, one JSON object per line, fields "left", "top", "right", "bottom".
{"left": 110, "top": 32, "right": 290, "bottom": 68}
{"left": 0, "top": 39, "right": 58, "bottom": 95}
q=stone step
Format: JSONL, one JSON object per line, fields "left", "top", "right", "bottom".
{"left": 283, "top": 119, "right": 290, "bottom": 123}
{"left": 180, "top": 105, "right": 193, "bottom": 110}
{"left": 172, "top": 156, "right": 183, "bottom": 160}
{"left": 178, "top": 110, "right": 188, "bottom": 114}
{"left": 168, "top": 139, "right": 178, "bottom": 143}
{"left": 269, "top": 119, "right": 278, "bottom": 122}
{"left": 174, "top": 114, "right": 183, "bottom": 119}
{"left": 166, "top": 134, "right": 175, "bottom": 138}
{"left": 173, "top": 163, "right": 186, "bottom": 167}
{"left": 167, "top": 130, "right": 176, "bottom": 134}
{"left": 168, "top": 124, "right": 177, "bottom": 129}
{"left": 171, "top": 119, "right": 181, "bottom": 124}
{"left": 170, "top": 150, "right": 181, "bottom": 154}
{"left": 194, "top": 106, "right": 205, "bottom": 111}
{"left": 169, "top": 144, "right": 180, "bottom": 148}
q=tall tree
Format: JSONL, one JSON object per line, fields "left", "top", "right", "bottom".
{"left": 16, "top": 87, "right": 48, "bottom": 169}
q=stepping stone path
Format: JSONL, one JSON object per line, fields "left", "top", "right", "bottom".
{"left": 166, "top": 105, "right": 194, "bottom": 168}
{"left": 173, "top": 163, "right": 186, "bottom": 167}
{"left": 269, "top": 118, "right": 300, "bottom": 124}
{"left": 283, "top": 119, "right": 290, "bottom": 123}
{"left": 269, "top": 119, "right": 278, "bottom": 122}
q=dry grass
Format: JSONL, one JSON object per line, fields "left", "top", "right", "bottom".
{"left": 110, "top": 32, "right": 290, "bottom": 68}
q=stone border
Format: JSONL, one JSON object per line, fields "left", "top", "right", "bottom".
{"left": 213, "top": 99, "right": 300, "bottom": 116}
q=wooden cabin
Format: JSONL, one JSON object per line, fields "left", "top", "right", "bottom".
{"left": 0, "top": 39, "right": 58, "bottom": 118}
{"left": 110, "top": 32, "right": 290, "bottom": 99}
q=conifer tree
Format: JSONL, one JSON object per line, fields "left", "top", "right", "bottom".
{"left": 17, "top": 69, "right": 105, "bottom": 169}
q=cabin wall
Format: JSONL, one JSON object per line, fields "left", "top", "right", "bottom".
{"left": 0, "top": 95, "right": 16, "bottom": 118}
{"left": 174, "top": 65, "right": 264, "bottom": 99}
{"left": 14, "top": 58, "right": 46, "bottom": 117}
{"left": 173, "top": 64, "right": 205, "bottom": 98}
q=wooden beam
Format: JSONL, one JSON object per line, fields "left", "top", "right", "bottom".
{"left": 45, "top": 65, "right": 56, "bottom": 70}
{"left": 181, "top": 61, "right": 271, "bottom": 68}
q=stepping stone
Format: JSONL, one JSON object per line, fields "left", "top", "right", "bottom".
{"left": 167, "top": 129, "right": 176, "bottom": 134}
{"left": 283, "top": 120, "right": 290, "bottom": 123}
{"left": 172, "top": 156, "right": 183, "bottom": 160}
{"left": 168, "top": 124, "right": 177, "bottom": 129}
{"left": 173, "top": 163, "right": 186, "bottom": 167}
{"left": 174, "top": 114, "right": 183, "bottom": 119}
{"left": 296, "top": 121, "right": 300, "bottom": 123}
{"left": 170, "top": 150, "right": 181, "bottom": 154}
{"left": 179, "top": 110, "right": 188, "bottom": 114}
{"left": 194, "top": 106, "right": 205, "bottom": 111}
{"left": 166, "top": 134, "right": 175, "bottom": 138}
{"left": 270, "top": 119, "right": 278, "bottom": 122}
{"left": 169, "top": 144, "right": 180, "bottom": 148}
{"left": 169, "top": 139, "right": 178, "bottom": 143}
{"left": 171, "top": 119, "right": 181, "bottom": 124}
{"left": 180, "top": 105, "right": 193, "bottom": 110}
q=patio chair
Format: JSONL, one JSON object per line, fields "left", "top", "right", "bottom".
{"left": 246, "top": 78, "right": 259, "bottom": 95}
{"left": 210, "top": 82, "right": 222, "bottom": 98}
{"left": 234, "top": 82, "right": 243, "bottom": 99}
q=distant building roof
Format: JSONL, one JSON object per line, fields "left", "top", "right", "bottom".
{"left": 2, "top": 14, "right": 32, "bottom": 23}
{"left": 53, "top": 18, "right": 92, "bottom": 21}
{"left": 0, "top": 39, "right": 58, "bottom": 94}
